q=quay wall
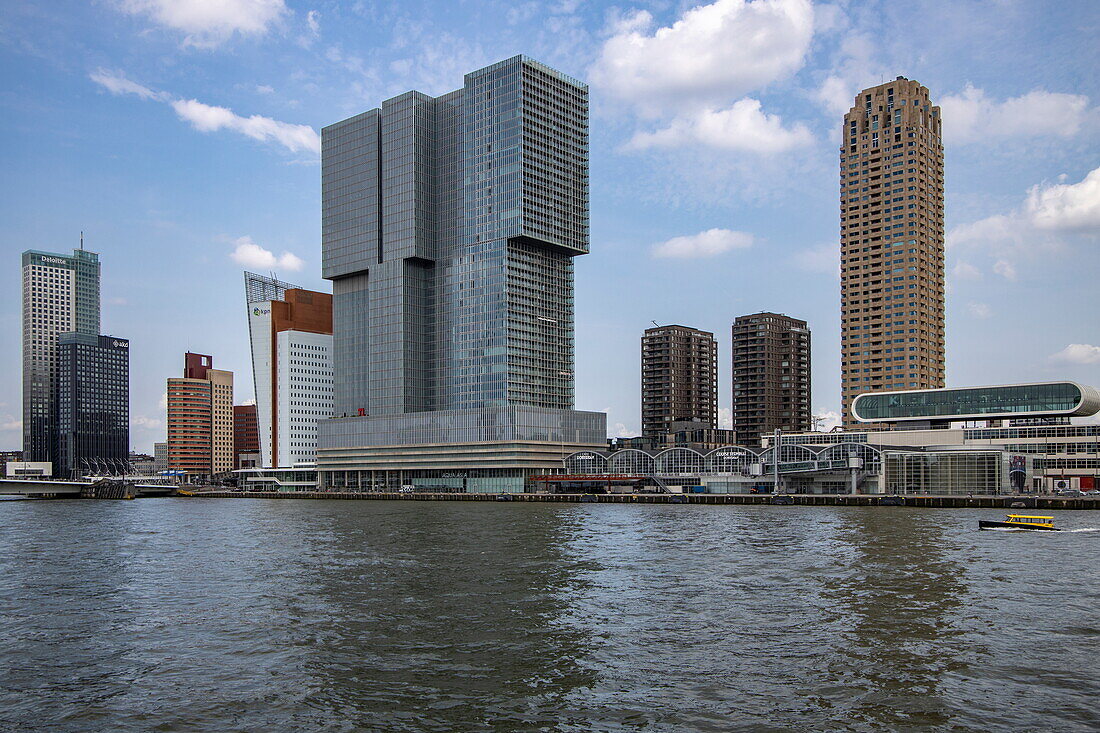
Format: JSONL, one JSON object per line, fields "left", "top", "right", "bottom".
{"left": 182, "top": 492, "right": 1100, "bottom": 510}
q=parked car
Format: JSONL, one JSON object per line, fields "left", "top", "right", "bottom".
{"left": 1055, "top": 488, "right": 1085, "bottom": 496}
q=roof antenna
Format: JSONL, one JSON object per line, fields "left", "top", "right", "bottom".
{"left": 79, "top": 231, "right": 84, "bottom": 251}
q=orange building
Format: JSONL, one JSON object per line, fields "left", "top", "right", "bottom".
{"left": 167, "top": 352, "right": 234, "bottom": 480}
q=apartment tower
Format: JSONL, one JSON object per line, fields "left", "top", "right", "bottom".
{"left": 730, "top": 312, "right": 811, "bottom": 447}
{"left": 840, "top": 77, "right": 945, "bottom": 426}
{"left": 245, "top": 272, "right": 333, "bottom": 468}
{"left": 21, "top": 247, "right": 101, "bottom": 469}
{"left": 641, "top": 325, "right": 718, "bottom": 438}
{"left": 166, "top": 353, "right": 234, "bottom": 480}
{"left": 56, "top": 334, "right": 129, "bottom": 477}
{"left": 233, "top": 404, "right": 260, "bottom": 469}
{"left": 315, "top": 56, "right": 605, "bottom": 492}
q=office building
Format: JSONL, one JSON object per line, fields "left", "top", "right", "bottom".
{"left": 233, "top": 404, "right": 260, "bottom": 469}
{"left": 245, "top": 273, "right": 334, "bottom": 467}
{"left": 21, "top": 246, "right": 101, "bottom": 469}
{"left": 153, "top": 442, "right": 168, "bottom": 474}
{"left": 166, "top": 353, "right": 234, "bottom": 481}
{"left": 840, "top": 77, "right": 945, "bottom": 427}
{"left": 641, "top": 325, "right": 718, "bottom": 438}
{"left": 55, "top": 334, "right": 129, "bottom": 477}
{"left": 316, "top": 56, "right": 606, "bottom": 492}
{"left": 731, "top": 312, "right": 811, "bottom": 446}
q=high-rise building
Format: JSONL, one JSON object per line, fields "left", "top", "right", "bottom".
{"left": 316, "top": 56, "right": 605, "bottom": 493}
{"left": 153, "top": 442, "right": 168, "bottom": 474}
{"left": 245, "top": 273, "right": 334, "bottom": 467}
{"left": 233, "top": 404, "right": 259, "bottom": 469}
{"left": 56, "top": 334, "right": 129, "bottom": 477}
{"left": 730, "top": 312, "right": 811, "bottom": 447}
{"left": 840, "top": 77, "right": 945, "bottom": 427}
{"left": 641, "top": 325, "right": 718, "bottom": 438}
{"left": 166, "top": 352, "right": 234, "bottom": 480}
{"left": 21, "top": 247, "right": 101, "bottom": 469}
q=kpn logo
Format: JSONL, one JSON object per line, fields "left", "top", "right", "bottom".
{"left": 253, "top": 307, "right": 270, "bottom": 316}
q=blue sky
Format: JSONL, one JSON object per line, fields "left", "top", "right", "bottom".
{"left": 1, "top": 0, "right": 1098, "bottom": 452}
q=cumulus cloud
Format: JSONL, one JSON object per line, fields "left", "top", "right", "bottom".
{"left": 967, "top": 302, "right": 992, "bottom": 319}
{"left": 940, "top": 84, "right": 1091, "bottom": 144}
{"left": 90, "top": 68, "right": 167, "bottom": 101}
{"left": 949, "top": 165, "right": 1100, "bottom": 258}
{"left": 115, "top": 0, "right": 287, "bottom": 47}
{"left": 171, "top": 98, "right": 320, "bottom": 155}
{"left": 0, "top": 413, "right": 21, "bottom": 433}
{"left": 1050, "top": 344, "right": 1100, "bottom": 365}
{"left": 652, "top": 228, "right": 754, "bottom": 258}
{"left": 306, "top": 9, "right": 320, "bottom": 35}
{"left": 627, "top": 99, "right": 812, "bottom": 153}
{"left": 813, "top": 32, "right": 882, "bottom": 117}
{"left": 132, "top": 415, "right": 163, "bottom": 430}
{"left": 229, "top": 236, "right": 304, "bottom": 271}
{"left": 813, "top": 410, "right": 842, "bottom": 431}
{"left": 591, "top": 0, "right": 813, "bottom": 114}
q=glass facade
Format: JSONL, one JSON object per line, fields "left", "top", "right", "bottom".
{"left": 883, "top": 451, "right": 1016, "bottom": 495}
{"left": 22, "top": 249, "right": 101, "bottom": 469}
{"left": 853, "top": 382, "right": 1092, "bottom": 422}
{"left": 55, "top": 334, "right": 129, "bottom": 478}
{"left": 320, "top": 56, "right": 588, "bottom": 419}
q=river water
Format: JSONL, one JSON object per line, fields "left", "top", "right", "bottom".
{"left": 1, "top": 500, "right": 1098, "bottom": 732}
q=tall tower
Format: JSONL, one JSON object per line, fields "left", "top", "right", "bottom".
{"left": 167, "top": 352, "right": 234, "bottom": 481}
{"left": 21, "top": 247, "right": 101, "bottom": 468}
{"left": 839, "top": 77, "right": 945, "bottom": 427}
{"left": 731, "top": 312, "right": 811, "bottom": 447}
{"left": 641, "top": 325, "right": 718, "bottom": 438}
{"left": 316, "top": 56, "right": 605, "bottom": 493}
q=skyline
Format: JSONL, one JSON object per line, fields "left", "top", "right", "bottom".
{"left": 2, "top": 0, "right": 1099, "bottom": 453}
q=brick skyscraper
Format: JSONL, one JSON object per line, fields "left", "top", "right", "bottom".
{"left": 839, "top": 77, "right": 945, "bottom": 427}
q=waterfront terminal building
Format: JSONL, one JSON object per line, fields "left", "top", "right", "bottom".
{"left": 315, "top": 56, "right": 606, "bottom": 492}
{"left": 553, "top": 382, "right": 1098, "bottom": 495}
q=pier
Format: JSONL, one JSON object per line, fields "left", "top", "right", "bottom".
{"left": 181, "top": 491, "right": 1100, "bottom": 510}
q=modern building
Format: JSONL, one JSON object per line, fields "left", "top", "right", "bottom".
{"left": 153, "top": 442, "right": 168, "bottom": 474}
{"left": 550, "top": 443, "right": 1028, "bottom": 496}
{"left": 641, "top": 325, "right": 718, "bottom": 438}
{"left": 233, "top": 405, "right": 260, "bottom": 469}
{"left": 731, "top": 312, "right": 811, "bottom": 446}
{"left": 166, "top": 353, "right": 234, "bottom": 481}
{"left": 21, "top": 246, "right": 101, "bottom": 469}
{"left": 316, "top": 56, "right": 606, "bottom": 492}
{"left": 840, "top": 78, "right": 945, "bottom": 427}
{"left": 245, "top": 273, "right": 333, "bottom": 467}
{"left": 792, "top": 382, "right": 1100, "bottom": 491}
{"left": 55, "top": 334, "right": 129, "bottom": 478}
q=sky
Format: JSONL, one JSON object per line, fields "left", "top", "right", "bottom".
{"left": 1, "top": 0, "right": 1098, "bottom": 453}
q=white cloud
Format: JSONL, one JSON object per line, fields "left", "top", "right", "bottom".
{"left": 171, "top": 98, "right": 320, "bottom": 155}
{"left": 813, "top": 32, "right": 881, "bottom": 117}
{"left": 967, "top": 302, "right": 992, "bottom": 319}
{"left": 0, "top": 413, "right": 21, "bottom": 433}
{"left": 132, "top": 415, "right": 163, "bottom": 430}
{"left": 652, "top": 228, "right": 754, "bottom": 258}
{"left": 949, "top": 165, "right": 1100, "bottom": 256}
{"left": 992, "top": 259, "right": 1017, "bottom": 281}
{"left": 1050, "top": 343, "right": 1100, "bottom": 365}
{"left": 940, "top": 84, "right": 1091, "bottom": 144}
{"left": 89, "top": 69, "right": 319, "bottom": 157}
{"left": 306, "top": 10, "right": 320, "bottom": 35}
{"left": 609, "top": 422, "right": 636, "bottom": 439}
{"left": 1024, "top": 166, "right": 1100, "bottom": 232}
{"left": 157, "top": 392, "right": 168, "bottom": 411}
{"left": 90, "top": 68, "right": 167, "bottom": 101}
{"left": 951, "top": 260, "right": 982, "bottom": 280}
{"left": 115, "top": 0, "right": 287, "bottom": 47}
{"left": 627, "top": 99, "right": 812, "bottom": 153}
{"left": 813, "top": 409, "right": 842, "bottom": 431}
{"left": 590, "top": 0, "right": 814, "bottom": 114}
{"left": 256, "top": 84, "right": 274, "bottom": 95}
{"left": 717, "top": 407, "right": 733, "bottom": 430}
{"left": 108, "top": 296, "right": 130, "bottom": 306}
{"left": 229, "top": 236, "right": 304, "bottom": 271}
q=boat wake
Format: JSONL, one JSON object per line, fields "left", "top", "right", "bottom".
{"left": 1064, "top": 528, "right": 1100, "bottom": 533}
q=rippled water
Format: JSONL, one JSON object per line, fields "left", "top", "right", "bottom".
{"left": 1, "top": 500, "right": 1098, "bottom": 732}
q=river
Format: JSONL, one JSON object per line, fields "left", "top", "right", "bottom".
{"left": 1, "top": 500, "right": 1098, "bottom": 731}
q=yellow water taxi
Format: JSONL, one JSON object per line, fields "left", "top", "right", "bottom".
{"left": 979, "top": 514, "right": 1060, "bottom": 531}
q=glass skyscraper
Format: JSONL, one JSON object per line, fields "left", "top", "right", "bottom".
{"left": 56, "top": 334, "right": 129, "bottom": 478}
{"left": 317, "top": 56, "right": 605, "bottom": 493}
{"left": 21, "top": 247, "right": 104, "bottom": 470}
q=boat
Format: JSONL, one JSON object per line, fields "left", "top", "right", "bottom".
{"left": 979, "top": 514, "right": 1060, "bottom": 531}
{"left": 0, "top": 494, "right": 29, "bottom": 501}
